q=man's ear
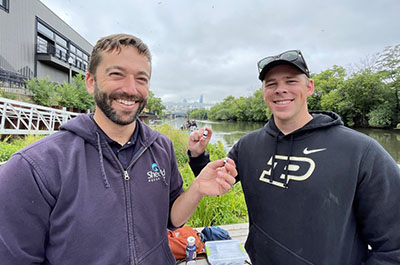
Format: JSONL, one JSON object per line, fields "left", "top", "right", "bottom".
{"left": 307, "top": 78, "right": 315, "bottom": 97}
{"left": 86, "top": 72, "right": 95, "bottom": 95}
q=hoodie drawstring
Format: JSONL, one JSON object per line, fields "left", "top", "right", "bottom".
{"left": 269, "top": 134, "right": 279, "bottom": 183}
{"left": 269, "top": 133, "right": 294, "bottom": 189}
{"left": 96, "top": 132, "right": 111, "bottom": 189}
{"left": 283, "top": 134, "right": 294, "bottom": 188}
{"left": 149, "top": 147, "right": 168, "bottom": 186}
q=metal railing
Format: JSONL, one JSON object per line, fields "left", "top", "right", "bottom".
{"left": 0, "top": 69, "right": 27, "bottom": 89}
{"left": 0, "top": 97, "right": 81, "bottom": 135}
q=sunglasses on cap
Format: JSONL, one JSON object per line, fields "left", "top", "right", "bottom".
{"left": 257, "top": 50, "right": 310, "bottom": 80}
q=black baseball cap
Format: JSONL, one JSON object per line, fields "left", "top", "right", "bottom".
{"left": 257, "top": 50, "right": 310, "bottom": 81}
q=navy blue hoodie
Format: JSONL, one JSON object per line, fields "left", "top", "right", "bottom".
{"left": 0, "top": 114, "right": 184, "bottom": 265}
{"left": 190, "top": 111, "right": 400, "bottom": 264}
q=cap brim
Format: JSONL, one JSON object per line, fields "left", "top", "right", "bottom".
{"left": 258, "top": 60, "right": 309, "bottom": 81}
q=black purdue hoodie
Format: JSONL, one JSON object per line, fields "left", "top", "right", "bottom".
{"left": 190, "top": 111, "right": 400, "bottom": 265}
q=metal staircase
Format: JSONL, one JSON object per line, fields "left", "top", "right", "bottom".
{"left": 0, "top": 97, "right": 82, "bottom": 135}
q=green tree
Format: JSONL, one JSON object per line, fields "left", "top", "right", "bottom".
{"left": 309, "top": 66, "right": 346, "bottom": 111}
{"left": 188, "top": 108, "right": 208, "bottom": 120}
{"left": 374, "top": 44, "right": 400, "bottom": 126}
{"left": 248, "top": 89, "right": 268, "bottom": 122}
{"left": 341, "top": 70, "right": 391, "bottom": 127}
{"left": 146, "top": 91, "right": 165, "bottom": 116}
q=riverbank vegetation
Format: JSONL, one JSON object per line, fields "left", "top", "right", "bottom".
{"left": 189, "top": 44, "right": 400, "bottom": 129}
{"left": 0, "top": 124, "right": 248, "bottom": 226}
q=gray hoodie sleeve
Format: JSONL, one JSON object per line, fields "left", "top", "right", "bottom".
{"left": 0, "top": 153, "right": 54, "bottom": 264}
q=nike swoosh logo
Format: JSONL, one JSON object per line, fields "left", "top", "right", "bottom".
{"left": 303, "top": 147, "right": 327, "bottom": 155}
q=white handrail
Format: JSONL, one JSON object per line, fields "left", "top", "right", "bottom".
{"left": 0, "top": 97, "right": 82, "bottom": 135}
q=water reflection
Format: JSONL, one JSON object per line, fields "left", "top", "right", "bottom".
{"left": 167, "top": 118, "right": 265, "bottom": 151}
{"left": 355, "top": 128, "right": 400, "bottom": 164}
{"left": 166, "top": 118, "right": 400, "bottom": 163}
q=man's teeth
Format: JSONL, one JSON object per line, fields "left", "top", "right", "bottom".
{"left": 116, "top": 99, "right": 136, "bottom": 105}
{"left": 276, "top": 100, "right": 291, "bottom": 105}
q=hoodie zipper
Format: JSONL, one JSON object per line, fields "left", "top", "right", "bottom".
{"left": 123, "top": 147, "right": 148, "bottom": 180}
{"left": 121, "top": 146, "right": 148, "bottom": 265}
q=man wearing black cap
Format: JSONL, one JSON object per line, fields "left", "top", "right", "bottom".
{"left": 188, "top": 50, "right": 400, "bottom": 264}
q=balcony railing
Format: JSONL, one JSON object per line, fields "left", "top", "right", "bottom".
{"left": 0, "top": 69, "right": 27, "bottom": 89}
{"left": 36, "top": 43, "right": 87, "bottom": 72}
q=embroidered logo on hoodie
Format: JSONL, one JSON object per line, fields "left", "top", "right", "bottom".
{"left": 147, "top": 163, "right": 166, "bottom": 182}
{"left": 259, "top": 155, "right": 315, "bottom": 188}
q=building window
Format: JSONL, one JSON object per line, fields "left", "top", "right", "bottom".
{"left": 36, "top": 18, "right": 90, "bottom": 71}
{"left": 0, "top": 0, "right": 9, "bottom": 12}
{"left": 37, "top": 36, "right": 48, "bottom": 53}
{"left": 68, "top": 44, "right": 89, "bottom": 71}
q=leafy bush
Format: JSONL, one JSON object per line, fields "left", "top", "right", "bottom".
{"left": 25, "top": 74, "right": 94, "bottom": 111}
{"left": 25, "top": 76, "right": 59, "bottom": 106}
{"left": 0, "top": 135, "right": 43, "bottom": 162}
{"left": 56, "top": 82, "right": 79, "bottom": 108}
{"left": 368, "top": 103, "right": 395, "bottom": 128}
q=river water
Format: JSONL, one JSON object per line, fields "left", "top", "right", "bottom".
{"left": 166, "top": 118, "right": 400, "bottom": 164}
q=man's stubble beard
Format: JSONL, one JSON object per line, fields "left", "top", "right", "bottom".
{"left": 93, "top": 82, "right": 147, "bottom": 126}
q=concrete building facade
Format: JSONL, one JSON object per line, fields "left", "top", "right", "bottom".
{"left": 0, "top": 0, "right": 92, "bottom": 85}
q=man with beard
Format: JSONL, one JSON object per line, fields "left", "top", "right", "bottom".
{"left": 0, "top": 34, "right": 237, "bottom": 265}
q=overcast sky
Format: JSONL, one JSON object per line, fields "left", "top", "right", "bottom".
{"left": 41, "top": 0, "right": 400, "bottom": 104}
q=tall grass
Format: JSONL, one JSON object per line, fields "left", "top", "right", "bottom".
{"left": 154, "top": 124, "right": 248, "bottom": 227}
{"left": 1, "top": 124, "right": 248, "bottom": 226}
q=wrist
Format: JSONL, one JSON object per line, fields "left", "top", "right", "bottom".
{"left": 188, "top": 150, "right": 203, "bottom": 158}
{"left": 187, "top": 178, "right": 205, "bottom": 200}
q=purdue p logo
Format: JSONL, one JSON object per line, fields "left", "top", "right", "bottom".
{"left": 259, "top": 155, "right": 315, "bottom": 188}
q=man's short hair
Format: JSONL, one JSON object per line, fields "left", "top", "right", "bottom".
{"left": 88, "top": 33, "right": 152, "bottom": 75}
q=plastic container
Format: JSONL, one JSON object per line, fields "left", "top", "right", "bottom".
{"left": 205, "top": 239, "right": 247, "bottom": 265}
{"left": 186, "top": 236, "right": 197, "bottom": 264}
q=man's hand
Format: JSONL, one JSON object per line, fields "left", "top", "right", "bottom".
{"left": 188, "top": 127, "right": 212, "bottom": 157}
{"left": 192, "top": 158, "right": 237, "bottom": 197}
{"left": 170, "top": 157, "right": 237, "bottom": 227}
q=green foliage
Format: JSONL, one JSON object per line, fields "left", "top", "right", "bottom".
{"left": 72, "top": 74, "right": 95, "bottom": 111}
{"left": 309, "top": 66, "right": 346, "bottom": 111}
{"left": 154, "top": 124, "right": 189, "bottom": 167}
{"left": 56, "top": 82, "right": 79, "bottom": 108}
{"left": 207, "top": 90, "right": 268, "bottom": 122}
{"left": 188, "top": 108, "right": 208, "bottom": 120}
{"left": 26, "top": 74, "right": 94, "bottom": 111}
{"left": 0, "top": 89, "right": 17, "bottom": 100}
{"left": 368, "top": 103, "right": 396, "bottom": 128}
{"left": 0, "top": 135, "right": 44, "bottom": 162}
{"left": 25, "top": 76, "right": 59, "bottom": 106}
{"left": 249, "top": 89, "right": 268, "bottom": 122}
{"left": 146, "top": 91, "right": 166, "bottom": 116}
